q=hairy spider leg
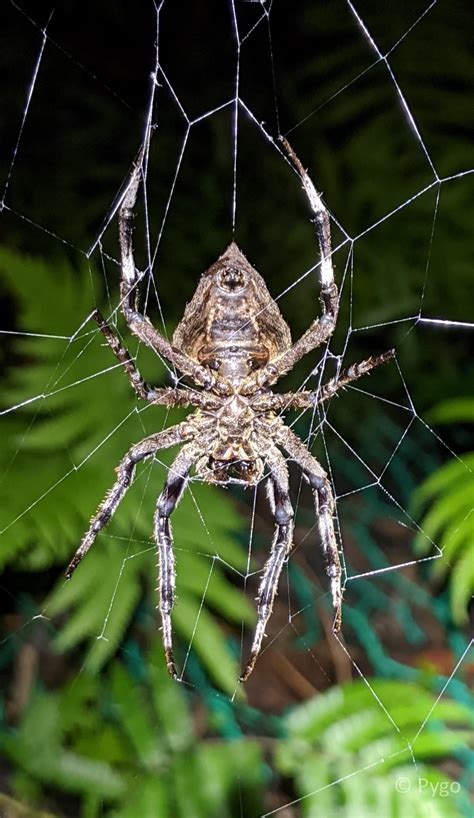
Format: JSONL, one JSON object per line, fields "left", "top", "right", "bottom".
{"left": 154, "top": 442, "right": 204, "bottom": 679}
{"left": 259, "top": 280, "right": 339, "bottom": 385}
{"left": 65, "top": 423, "right": 192, "bottom": 579}
{"left": 117, "top": 151, "right": 217, "bottom": 390}
{"left": 240, "top": 443, "right": 294, "bottom": 682}
{"left": 277, "top": 426, "right": 342, "bottom": 633}
{"left": 92, "top": 308, "right": 157, "bottom": 402}
{"left": 279, "top": 136, "right": 334, "bottom": 290}
{"left": 93, "top": 308, "right": 217, "bottom": 410}
{"left": 252, "top": 350, "right": 396, "bottom": 412}
{"left": 250, "top": 137, "right": 339, "bottom": 391}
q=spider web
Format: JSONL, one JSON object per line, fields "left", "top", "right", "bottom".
{"left": 1, "top": 0, "right": 473, "bottom": 815}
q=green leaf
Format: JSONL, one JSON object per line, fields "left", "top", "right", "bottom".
{"left": 177, "top": 550, "right": 255, "bottom": 626}
{"left": 113, "top": 777, "right": 170, "bottom": 818}
{"left": 412, "top": 454, "right": 474, "bottom": 511}
{"left": 110, "top": 663, "right": 166, "bottom": 769}
{"left": 148, "top": 643, "right": 194, "bottom": 753}
{"left": 432, "top": 516, "right": 474, "bottom": 574}
{"left": 275, "top": 679, "right": 471, "bottom": 818}
{"left": 172, "top": 595, "right": 243, "bottom": 696}
{"left": 428, "top": 398, "right": 474, "bottom": 425}
{"left": 1, "top": 692, "right": 125, "bottom": 802}
{"left": 450, "top": 547, "right": 474, "bottom": 625}
{"left": 198, "top": 740, "right": 264, "bottom": 816}
{"left": 411, "top": 397, "right": 474, "bottom": 624}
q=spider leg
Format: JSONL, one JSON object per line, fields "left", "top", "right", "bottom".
{"left": 240, "top": 442, "right": 294, "bottom": 682}
{"left": 118, "top": 152, "right": 215, "bottom": 389}
{"left": 276, "top": 425, "right": 342, "bottom": 634}
{"left": 154, "top": 442, "right": 203, "bottom": 679}
{"left": 65, "top": 423, "right": 191, "bottom": 579}
{"left": 93, "top": 308, "right": 157, "bottom": 402}
{"left": 93, "top": 309, "right": 220, "bottom": 410}
{"left": 279, "top": 137, "right": 334, "bottom": 290}
{"left": 254, "top": 137, "right": 338, "bottom": 388}
{"left": 252, "top": 350, "right": 395, "bottom": 412}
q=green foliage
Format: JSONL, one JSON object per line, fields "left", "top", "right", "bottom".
{"left": 275, "top": 679, "right": 472, "bottom": 818}
{"left": 1, "top": 644, "right": 264, "bottom": 818}
{"left": 0, "top": 246, "right": 254, "bottom": 691}
{"left": 2, "top": 670, "right": 470, "bottom": 818}
{"left": 412, "top": 398, "right": 474, "bottom": 625}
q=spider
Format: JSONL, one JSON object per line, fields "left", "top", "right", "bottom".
{"left": 66, "top": 136, "right": 394, "bottom": 682}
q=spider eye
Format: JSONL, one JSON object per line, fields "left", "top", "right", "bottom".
{"left": 218, "top": 266, "right": 247, "bottom": 292}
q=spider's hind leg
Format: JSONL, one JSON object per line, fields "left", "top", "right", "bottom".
{"left": 240, "top": 443, "right": 294, "bottom": 683}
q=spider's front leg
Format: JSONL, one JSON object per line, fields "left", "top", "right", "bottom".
{"left": 276, "top": 425, "right": 343, "bottom": 634}
{"left": 279, "top": 137, "right": 334, "bottom": 291}
{"left": 240, "top": 441, "right": 294, "bottom": 682}
{"left": 117, "top": 150, "right": 217, "bottom": 390}
{"left": 253, "top": 137, "right": 339, "bottom": 390}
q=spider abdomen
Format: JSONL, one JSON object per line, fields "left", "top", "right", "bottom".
{"left": 172, "top": 243, "right": 291, "bottom": 369}
{"left": 198, "top": 291, "right": 269, "bottom": 378}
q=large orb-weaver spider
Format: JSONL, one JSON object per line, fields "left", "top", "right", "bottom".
{"left": 66, "top": 137, "right": 393, "bottom": 682}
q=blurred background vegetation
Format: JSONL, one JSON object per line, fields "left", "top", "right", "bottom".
{"left": 0, "top": 1, "right": 472, "bottom": 816}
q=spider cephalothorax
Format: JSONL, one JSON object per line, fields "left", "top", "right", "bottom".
{"left": 66, "top": 137, "right": 394, "bottom": 682}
